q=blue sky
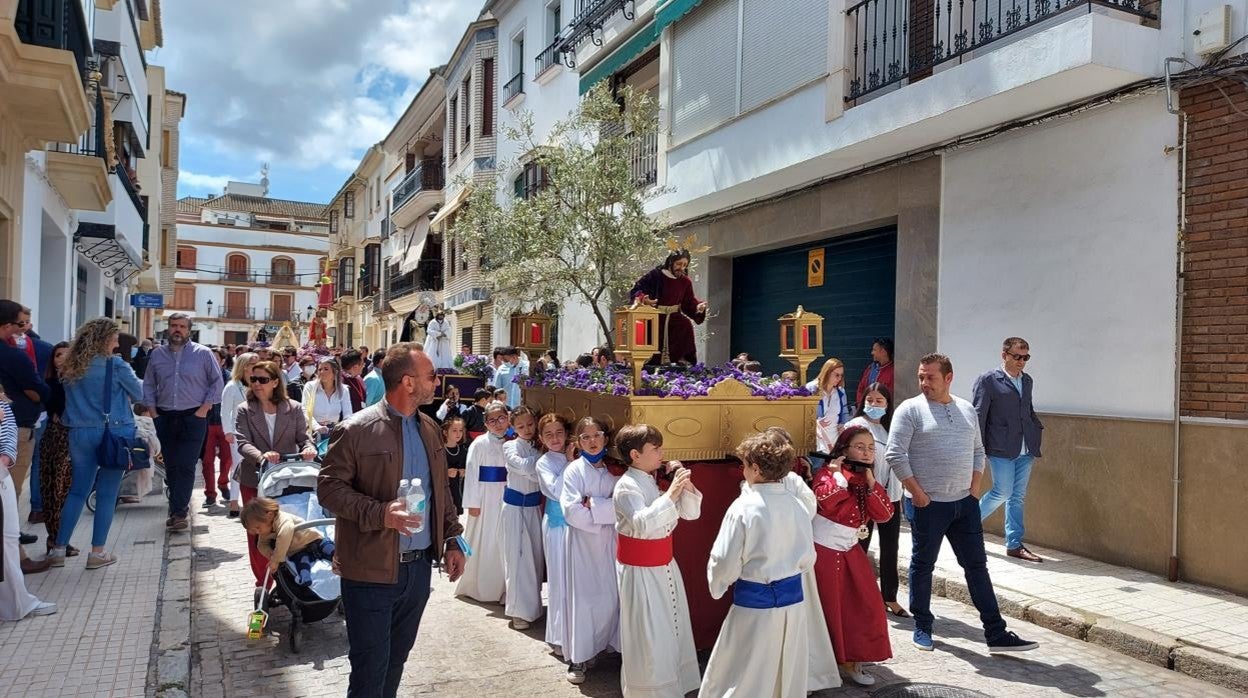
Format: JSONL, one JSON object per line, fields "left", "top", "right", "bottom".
{"left": 152, "top": 1, "right": 482, "bottom": 205}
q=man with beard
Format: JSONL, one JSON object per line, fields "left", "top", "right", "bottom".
{"left": 143, "top": 312, "right": 224, "bottom": 531}
{"left": 628, "top": 249, "right": 708, "bottom": 365}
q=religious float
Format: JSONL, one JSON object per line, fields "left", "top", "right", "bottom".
{"left": 523, "top": 303, "right": 827, "bottom": 649}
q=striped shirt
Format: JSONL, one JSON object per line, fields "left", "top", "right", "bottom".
{"left": 0, "top": 401, "right": 17, "bottom": 462}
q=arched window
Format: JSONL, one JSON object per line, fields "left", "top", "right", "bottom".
{"left": 225, "top": 253, "right": 250, "bottom": 282}
{"left": 270, "top": 257, "right": 295, "bottom": 285}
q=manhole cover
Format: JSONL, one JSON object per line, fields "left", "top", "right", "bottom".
{"left": 873, "top": 684, "right": 993, "bottom": 698}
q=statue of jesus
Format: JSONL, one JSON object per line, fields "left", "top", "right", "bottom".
{"left": 628, "top": 248, "right": 708, "bottom": 365}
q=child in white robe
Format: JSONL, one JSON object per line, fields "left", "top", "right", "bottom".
{"left": 501, "top": 405, "right": 544, "bottom": 629}
{"left": 559, "top": 415, "right": 621, "bottom": 685}
{"left": 613, "top": 424, "right": 702, "bottom": 698}
{"left": 536, "top": 413, "right": 575, "bottom": 656}
{"left": 700, "top": 430, "right": 825, "bottom": 698}
{"left": 455, "top": 401, "right": 511, "bottom": 604}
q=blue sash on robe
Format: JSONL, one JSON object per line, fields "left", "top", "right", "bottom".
{"left": 733, "top": 574, "right": 804, "bottom": 609}
{"left": 479, "top": 466, "right": 507, "bottom": 482}
{"left": 503, "top": 488, "right": 542, "bottom": 506}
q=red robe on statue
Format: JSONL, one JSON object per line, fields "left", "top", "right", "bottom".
{"left": 628, "top": 267, "right": 706, "bottom": 365}
{"left": 811, "top": 466, "right": 894, "bottom": 663}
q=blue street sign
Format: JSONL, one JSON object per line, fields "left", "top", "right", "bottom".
{"left": 130, "top": 293, "right": 164, "bottom": 309}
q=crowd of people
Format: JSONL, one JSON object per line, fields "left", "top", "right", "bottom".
{"left": 2, "top": 295, "right": 1051, "bottom": 698}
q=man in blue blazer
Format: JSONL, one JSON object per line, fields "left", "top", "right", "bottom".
{"left": 973, "top": 337, "right": 1044, "bottom": 562}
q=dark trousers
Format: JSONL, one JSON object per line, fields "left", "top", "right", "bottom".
{"left": 859, "top": 500, "right": 902, "bottom": 603}
{"left": 342, "top": 558, "right": 433, "bottom": 698}
{"left": 156, "top": 409, "right": 208, "bottom": 517}
{"left": 904, "top": 495, "right": 1007, "bottom": 641}
{"left": 291, "top": 539, "right": 336, "bottom": 585}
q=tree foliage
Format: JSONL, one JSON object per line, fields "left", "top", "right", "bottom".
{"left": 449, "top": 84, "right": 669, "bottom": 350}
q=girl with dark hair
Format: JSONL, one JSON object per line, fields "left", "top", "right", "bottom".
{"left": 455, "top": 401, "right": 511, "bottom": 605}
{"left": 558, "top": 416, "right": 622, "bottom": 685}
{"left": 846, "top": 382, "right": 908, "bottom": 617}
{"left": 442, "top": 416, "right": 467, "bottom": 515}
{"left": 501, "top": 405, "right": 544, "bottom": 631}
{"left": 811, "top": 426, "right": 894, "bottom": 687}
{"left": 39, "top": 342, "right": 77, "bottom": 558}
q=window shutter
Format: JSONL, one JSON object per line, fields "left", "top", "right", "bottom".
{"left": 483, "top": 58, "right": 495, "bottom": 136}
{"left": 463, "top": 77, "right": 472, "bottom": 145}
{"left": 740, "top": 0, "right": 827, "bottom": 112}
{"left": 345, "top": 191, "right": 355, "bottom": 219}
{"left": 405, "top": 152, "right": 416, "bottom": 172}
{"left": 330, "top": 210, "right": 339, "bottom": 234}
{"left": 449, "top": 96, "right": 459, "bottom": 157}
{"left": 671, "top": 0, "right": 740, "bottom": 141}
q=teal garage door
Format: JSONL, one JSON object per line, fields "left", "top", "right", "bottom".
{"left": 730, "top": 228, "right": 896, "bottom": 382}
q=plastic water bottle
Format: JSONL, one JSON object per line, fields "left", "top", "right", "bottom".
{"left": 397, "top": 478, "right": 410, "bottom": 503}
{"left": 407, "top": 478, "right": 427, "bottom": 533}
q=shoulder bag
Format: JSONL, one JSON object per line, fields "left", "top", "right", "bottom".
{"left": 96, "top": 358, "right": 151, "bottom": 471}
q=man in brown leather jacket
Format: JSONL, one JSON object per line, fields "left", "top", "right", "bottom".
{"left": 318, "top": 343, "right": 465, "bottom": 697}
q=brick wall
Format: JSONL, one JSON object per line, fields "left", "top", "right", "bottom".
{"left": 1178, "top": 79, "right": 1248, "bottom": 420}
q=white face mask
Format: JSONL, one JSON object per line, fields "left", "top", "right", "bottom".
{"left": 302, "top": 365, "right": 316, "bottom": 378}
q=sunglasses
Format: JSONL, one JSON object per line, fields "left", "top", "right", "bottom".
{"left": 1006, "top": 353, "right": 1031, "bottom": 362}
{"left": 248, "top": 376, "right": 273, "bottom": 385}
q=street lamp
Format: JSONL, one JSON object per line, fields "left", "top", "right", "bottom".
{"left": 206, "top": 299, "right": 213, "bottom": 317}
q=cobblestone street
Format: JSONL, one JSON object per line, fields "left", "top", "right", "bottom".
{"left": 186, "top": 483, "right": 1236, "bottom": 697}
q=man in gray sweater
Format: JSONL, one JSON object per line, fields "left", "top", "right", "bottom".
{"left": 885, "top": 353, "right": 1038, "bottom": 654}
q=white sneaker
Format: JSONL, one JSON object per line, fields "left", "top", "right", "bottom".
{"left": 566, "top": 663, "right": 586, "bottom": 685}
{"left": 845, "top": 667, "right": 875, "bottom": 686}
{"left": 28, "top": 601, "right": 57, "bottom": 617}
{"left": 511, "top": 618, "right": 530, "bottom": 630}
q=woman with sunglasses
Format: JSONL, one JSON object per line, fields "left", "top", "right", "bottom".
{"left": 302, "top": 358, "right": 353, "bottom": 444}
{"left": 233, "top": 361, "right": 316, "bottom": 586}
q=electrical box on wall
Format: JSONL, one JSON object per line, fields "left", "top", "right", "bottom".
{"left": 1192, "top": 5, "right": 1232, "bottom": 55}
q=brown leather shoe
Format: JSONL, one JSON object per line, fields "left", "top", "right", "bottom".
{"left": 21, "top": 557, "right": 52, "bottom": 574}
{"left": 1007, "top": 546, "right": 1043, "bottom": 563}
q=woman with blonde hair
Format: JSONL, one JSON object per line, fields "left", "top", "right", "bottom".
{"left": 808, "top": 358, "right": 851, "bottom": 459}
{"left": 48, "top": 318, "right": 143, "bottom": 570}
{"left": 302, "top": 357, "right": 353, "bottom": 441}
{"left": 221, "top": 352, "right": 259, "bottom": 518}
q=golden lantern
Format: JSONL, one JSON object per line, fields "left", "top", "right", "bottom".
{"left": 612, "top": 302, "right": 661, "bottom": 388}
{"left": 509, "top": 311, "right": 553, "bottom": 363}
{"left": 778, "top": 305, "right": 824, "bottom": 384}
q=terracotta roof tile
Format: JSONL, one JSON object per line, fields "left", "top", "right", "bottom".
{"left": 178, "top": 194, "right": 329, "bottom": 220}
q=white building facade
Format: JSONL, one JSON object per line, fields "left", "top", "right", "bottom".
{"left": 172, "top": 186, "right": 328, "bottom": 346}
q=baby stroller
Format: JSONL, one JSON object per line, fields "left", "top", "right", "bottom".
{"left": 251, "top": 454, "right": 339, "bottom": 653}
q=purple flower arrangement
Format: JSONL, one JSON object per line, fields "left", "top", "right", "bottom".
{"left": 453, "top": 353, "right": 495, "bottom": 380}
{"left": 527, "top": 362, "right": 811, "bottom": 401}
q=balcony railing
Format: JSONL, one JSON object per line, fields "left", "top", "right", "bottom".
{"left": 269, "top": 273, "right": 297, "bottom": 286}
{"left": 630, "top": 131, "right": 658, "bottom": 187}
{"left": 561, "top": 0, "right": 629, "bottom": 54}
{"left": 503, "top": 72, "right": 525, "bottom": 103}
{"left": 845, "top": 0, "right": 1156, "bottom": 103}
{"left": 536, "top": 38, "right": 564, "bottom": 77}
{"left": 391, "top": 159, "right": 446, "bottom": 212}
{"left": 116, "top": 164, "right": 147, "bottom": 220}
{"left": 14, "top": 0, "right": 92, "bottom": 78}
{"left": 48, "top": 90, "right": 107, "bottom": 159}
{"left": 387, "top": 259, "right": 444, "bottom": 300}
{"left": 264, "top": 309, "right": 299, "bottom": 322}
{"left": 219, "top": 269, "right": 258, "bottom": 283}
{"left": 217, "top": 306, "right": 255, "bottom": 320}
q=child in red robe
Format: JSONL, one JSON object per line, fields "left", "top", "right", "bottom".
{"left": 812, "top": 425, "right": 894, "bottom": 686}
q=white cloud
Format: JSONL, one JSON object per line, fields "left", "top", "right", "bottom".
{"left": 177, "top": 170, "right": 240, "bottom": 195}
{"left": 160, "top": 1, "right": 481, "bottom": 179}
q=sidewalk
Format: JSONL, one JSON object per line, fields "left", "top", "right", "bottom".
{"left": 0, "top": 486, "right": 172, "bottom": 697}
{"left": 892, "top": 523, "right": 1248, "bottom": 693}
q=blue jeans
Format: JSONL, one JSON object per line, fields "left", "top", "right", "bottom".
{"left": 904, "top": 495, "right": 1008, "bottom": 642}
{"left": 341, "top": 558, "right": 433, "bottom": 698}
{"left": 57, "top": 426, "right": 128, "bottom": 548}
{"left": 30, "top": 420, "right": 46, "bottom": 512}
{"left": 978, "top": 454, "right": 1035, "bottom": 550}
{"left": 155, "top": 410, "right": 207, "bottom": 517}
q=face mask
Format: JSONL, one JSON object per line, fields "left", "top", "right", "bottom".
{"left": 863, "top": 405, "right": 887, "bottom": 420}
{"left": 302, "top": 365, "right": 316, "bottom": 377}
{"left": 13, "top": 334, "right": 27, "bottom": 348}
{"left": 130, "top": 346, "right": 139, "bottom": 359}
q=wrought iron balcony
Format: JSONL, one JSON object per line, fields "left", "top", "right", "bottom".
{"left": 217, "top": 306, "right": 255, "bottom": 320}
{"left": 268, "top": 273, "right": 297, "bottom": 286}
{"left": 14, "top": 0, "right": 92, "bottom": 78}
{"left": 503, "top": 72, "right": 525, "bottom": 103}
{"left": 391, "top": 159, "right": 446, "bottom": 213}
{"left": 264, "top": 309, "right": 299, "bottom": 322}
{"left": 561, "top": 0, "right": 632, "bottom": 54}
{"left": 48, "top": 91, "right": 107, "bottom": 160}
{"left": 845, "top": 0, "right": 1156, "bottom": 103}
{"left": 116, "top": 164, "right": 146, "bottom": 220}
{"left": 218, "top": 269, "right": 258, "bottom": 283}
{"left": 536, "top": 38, "right": 564, "bottom": 77}
{"left": 630, "top": 131, "right": 658, "bottom": 187}
{"left": 387, "top": 260, "right": 444, "bottom": 300}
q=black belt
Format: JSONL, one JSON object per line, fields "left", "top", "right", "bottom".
{"left": 399, "top": 547, "right": 433, "bottom": 563}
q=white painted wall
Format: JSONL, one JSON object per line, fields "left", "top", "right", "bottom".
{"left": 938, "top": 94, "right": 1178, "bottom": 420}
{"left": 20, "top": 154, "right": 76, "bottom": 343}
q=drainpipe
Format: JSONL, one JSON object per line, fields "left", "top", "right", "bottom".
{"left": 1163, "top": 57, "right": 1187, "bottom": 583}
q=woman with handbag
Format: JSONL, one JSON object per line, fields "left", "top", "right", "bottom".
{"left": 301, "top": 357, "right": 352, "bottom": 450}
{"left": 234, "top": 360, "right": 316, "bottom": 586}
{"left": 48, "top": 318, "right": 144, "bottom": 570}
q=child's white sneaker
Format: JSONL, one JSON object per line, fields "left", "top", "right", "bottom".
{"left": 511, "top": 618, "right": 530, "bottom": 630}
{"left": 566, "top": 663, "right": 586, "bottom": 685}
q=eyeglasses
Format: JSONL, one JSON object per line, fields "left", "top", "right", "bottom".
{"left": 1006, "top": 353, "right": 1031, "bottom": 362}
{"left": 248, "top": 376, "right": 273, "bottom": 385}
{"left": 578, "top": 432, "right": 606, "bottom": 442}
{"left": 485, "top": 415, "right": 510, "bottom": 425}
